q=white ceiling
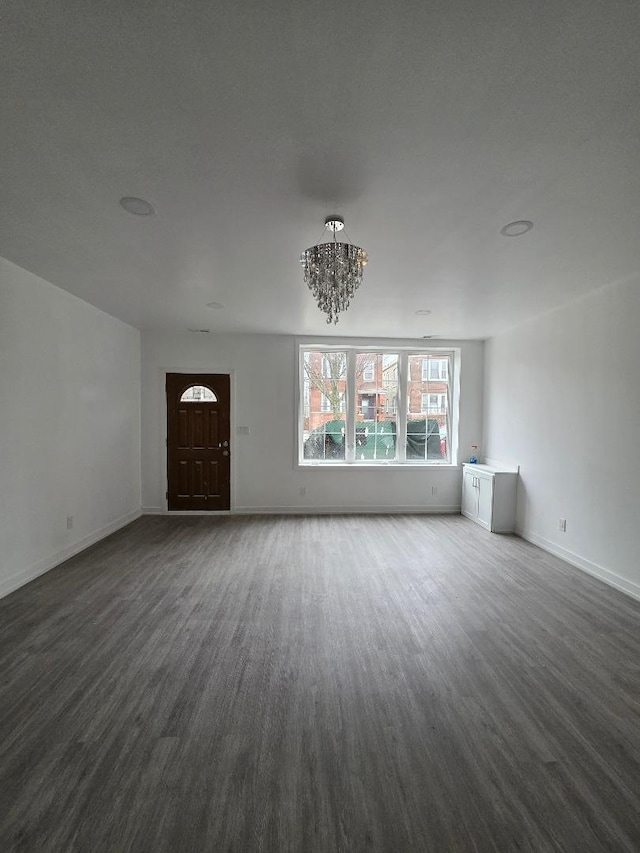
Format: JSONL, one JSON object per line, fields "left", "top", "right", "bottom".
{"left": 2, "top": 0, "right": 640, "bottom": 339}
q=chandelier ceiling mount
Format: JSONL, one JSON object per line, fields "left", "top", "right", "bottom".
{"left": 324, "top": 215, "right": 344, "bottom": 232}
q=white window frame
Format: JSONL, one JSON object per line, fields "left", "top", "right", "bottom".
{"left": 303, "top": 380, "right": 310, "bottom": 421}
{"left": 298, "top": 345, "right": 458, "bottom": 466}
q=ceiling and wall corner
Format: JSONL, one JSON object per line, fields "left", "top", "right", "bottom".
{"left": 1, "top": 0, "right": 640, "bottom": 339}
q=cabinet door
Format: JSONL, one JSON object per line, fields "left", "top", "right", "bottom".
{"left": 461, "top": 470, "right": 478, "bottom": 519}
{"left": 476, "top": 474, "right": 494, "bottom": 529}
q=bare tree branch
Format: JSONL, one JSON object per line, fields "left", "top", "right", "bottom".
{"left": 304, "top": 352, "right": 378, "bottom": 419}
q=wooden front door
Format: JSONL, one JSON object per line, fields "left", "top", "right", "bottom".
{"left": 166, "top": 373, "right": 231, "bottom": 511}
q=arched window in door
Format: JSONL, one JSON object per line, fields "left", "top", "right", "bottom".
{"left": 179, "top": 385, "right": 218, "bottom": 402}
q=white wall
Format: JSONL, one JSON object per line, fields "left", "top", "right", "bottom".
{"left": 0, "top": 257, "right": 141, "bottom": 598}
{"left": 483, "top": 275, "right": 640, "bottom": 600}
{"left": 142, "top": 332, "right": 484, "bottom": 514}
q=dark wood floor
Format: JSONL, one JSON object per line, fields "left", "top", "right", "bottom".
{"left": 1, "top": 515, "right": 639, "bottom": 852}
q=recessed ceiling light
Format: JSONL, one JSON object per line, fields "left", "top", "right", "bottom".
{"left": 500, "top": 220, "right": 533, "bottom": 237}
{"left": 415, "top": 309, "right": 432, "bottom": 316}
{"left": 206, "top": 301, "right": 224, "bottom": 309}
{"left": 119, "top": 196, "right": 155, "bottom": 216}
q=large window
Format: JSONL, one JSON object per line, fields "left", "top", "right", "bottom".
{"left": 300, "top": 347, "right": 455, "bottom": 464}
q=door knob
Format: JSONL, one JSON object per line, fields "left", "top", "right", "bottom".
{"left": 222, "top": 450, "right": 229, "bottom": 456}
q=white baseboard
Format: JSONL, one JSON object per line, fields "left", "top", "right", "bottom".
{"left": 236, "top": 505, "right": 461, "bottom": 515}
{"left": 142, "top": 507, "right": 231, "bottom": 516}
{"left": 0, "top": 508, "right": 142, "bottom": 600}
{"left": 520, "top": 528, "right": 640, "bottom": 603}
{"left": 143, "top": 505, "right": 460, "bottom": 516}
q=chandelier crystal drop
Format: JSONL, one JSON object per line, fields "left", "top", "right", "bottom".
{"left": 300, "top": 216, "right": 368, "bottom": 324}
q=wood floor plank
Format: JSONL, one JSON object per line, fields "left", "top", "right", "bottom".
{"left": 1, "top": 514, "right": 639, "bottom": 852}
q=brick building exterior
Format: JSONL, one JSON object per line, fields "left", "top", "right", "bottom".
{"left": 303, "top": 351, "right": 449, "bottom": 434}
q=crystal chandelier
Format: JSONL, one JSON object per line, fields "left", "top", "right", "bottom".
{"left": 300, "top": 216, "right": 368, "bottom": 324}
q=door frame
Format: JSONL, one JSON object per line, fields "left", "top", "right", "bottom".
{"left": 158, "top": 367, "right": 236, "bottom": 513}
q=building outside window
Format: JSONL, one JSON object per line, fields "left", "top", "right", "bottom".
{"left": 422, "top": 358, "right": 448, "bottom": 381}
{"left": 362, "top": 363, "right": 375, "bottom": 381}
{"left": 421, "top": 393, "right": 447, "bottom": 414}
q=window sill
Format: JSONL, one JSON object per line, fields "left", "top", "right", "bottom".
{"left": 297, "top": 461, "right": 460, "bottom": 470}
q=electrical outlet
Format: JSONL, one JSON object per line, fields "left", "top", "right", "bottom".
{"left": 66, "top": 515, "right": 74, "bottom": 530}
{"left": 559, "top": 518, "right": 566, "bottom": 532}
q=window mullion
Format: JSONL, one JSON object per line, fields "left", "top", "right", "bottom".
{"left": 445, "top": 352, "right": 452, "bottom": 462}
{"left": 298, "top": 347, "right": 305, "bottom": 462}
{"left": 397, "top": 352, "right": 408, "bottom": 462}
{"left": 346, "top": 350, "right": 356, "bottom": 462}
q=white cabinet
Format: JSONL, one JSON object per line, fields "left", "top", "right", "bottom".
{"left": 461, "top": 464, "right": 518, "bottom": 533}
